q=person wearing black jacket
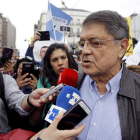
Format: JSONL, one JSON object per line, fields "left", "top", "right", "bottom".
{"left": 75, "top": 10, "right": 140, "bottom": 140}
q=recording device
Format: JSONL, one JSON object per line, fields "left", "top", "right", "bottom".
{"left": 39, "top": 31, "right": 50, "bottom": 41}
{"left": 45, "top": 85, "right": 81, "bottom": 123}
{"left": 21, "top": 62, "right": 40, "bottom": 79}
{"left": 57, "top": 68, "right": 78, "bottom": 87}
{"left": 2, "top": 47, "right": 14, "bottom": 60}
{"left": 0, "top": 47, "right": 14, "bottom": 66}
{"left": 40, "top": 83, "right": 64, "bottom": 99}
{"left": 0, "top": 55, "right": 8, "bottom": 67}
{"left": 57, "top": 99, "right": 91, "bottom": 130}
{"left": 40, "top": 68, "right": 78, "bottom": 99}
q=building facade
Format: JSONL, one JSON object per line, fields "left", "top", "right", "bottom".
{"left": 0, "top": 13, "right": 2, "bottom": 48}
{"left": 2, "top": 17, "right": 16, "bottom": 49}
{"left": 36, "top": 8, "right": 91, "bottom": 49}
{"left": 131, "top": 13, "right": 140, "bottom": 41}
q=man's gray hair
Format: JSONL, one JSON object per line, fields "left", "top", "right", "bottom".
{"left": 82, "top": 10, "right": 129, "bottom": 40}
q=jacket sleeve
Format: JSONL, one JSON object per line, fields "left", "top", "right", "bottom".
{"left": 3, "top": 74, "right": 31, "bottom": 116}
{"left": 25, "top": 46, "right": 35, "bottom": 60}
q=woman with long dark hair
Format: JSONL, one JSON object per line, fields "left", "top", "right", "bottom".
{"left": 37, "top": 43, "right": 78, "bottom": 88}
{"left": 31, "top": 43, "right": 78, "bottom": 128}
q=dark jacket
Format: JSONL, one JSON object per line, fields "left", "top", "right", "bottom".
{"left": 25, "top": 46, "right": 43, "bottom": 67}
{"left": 76, "top": 65, "right": 140, "bottom": 140}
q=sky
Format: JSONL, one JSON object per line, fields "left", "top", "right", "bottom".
{"left": 0, "top": 0, "right": 140, "bottom": 56}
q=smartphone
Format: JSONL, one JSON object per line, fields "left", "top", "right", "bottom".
{"left": 40, "top": 83, "right": 65, "bottom": 99}
{"left": 22, "top": 62, "right": 33, "bottom": 79}
{"left": 39, "top": 31, "right": 50, "bottom": 41}
{"left": 2, "top": 47, "right": 14, "bottom": 60}
{"left": 22, "top": 62, "right": 40, "bottom": 79}
{"left": 57, "top": 99, "right": 91, "bottom": 130}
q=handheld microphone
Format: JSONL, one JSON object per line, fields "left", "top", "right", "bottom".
{"left": 45, "top": 85, "right": 81, "bottom": 123}
{"left": 40, "top": 68, "right": 78, "bottom": 99}
{"left": 57, "top": 68, "right": 78, "bottom": 87}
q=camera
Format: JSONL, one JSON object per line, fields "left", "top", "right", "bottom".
{"left": 0, "top": 55, "right": 8, "bottom": 67}
{"left": 0, "top": 47, "right": 14, "bottom": 67}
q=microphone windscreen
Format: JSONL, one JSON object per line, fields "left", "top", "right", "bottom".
{"left": 57, "top": 68, "right": 78, "bottom": 87}
{"left": 56, "top": 85, "right": 81, "bottom": 110}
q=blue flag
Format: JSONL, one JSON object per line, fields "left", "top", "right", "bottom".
{"left": 46, "top": 1, "right": 72, "bottom": 42}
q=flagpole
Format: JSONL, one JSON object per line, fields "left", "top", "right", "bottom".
{"left": 48, "top": 0, "right": 57, "bottom": 42}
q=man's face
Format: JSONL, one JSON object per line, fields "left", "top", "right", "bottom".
{"left": 80, "top": 23, "right": 127, "bottom": 78}
{"left": 40, "top": 48, "right": 48, "bottom": 60}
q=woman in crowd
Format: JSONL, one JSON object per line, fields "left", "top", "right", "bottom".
{"left": 13, "top": 57, "right": 38, "bottom": 94}
{"left": 11, "top": 57, "right": 40, "bottom": 132}
{"left": 30, "top": 43, "right": 78, "bottom": 127}
{"left": 37, "top": 43, "right": 78, "bottom": 88}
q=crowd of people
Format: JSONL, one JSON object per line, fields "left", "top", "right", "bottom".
{"left": 0, "top": 10, "right": 140, "bottom": 140}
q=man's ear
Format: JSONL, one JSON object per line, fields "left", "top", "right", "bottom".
{"left": 119, "top": 39, "right": 129, "bottom": 59}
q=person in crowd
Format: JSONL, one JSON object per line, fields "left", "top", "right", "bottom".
{"left": 10, "top": 57, "right": 40, "bottom": 131}
{"left": 0, "top": 72, "right": 50, "bottom": 134}
{"left": 0, "top": 73, "right": 85, "bottom": 139}
{"left": 37, "top": 43, "right": 78, "bottom": 89}
{"left": 30, "top": 112, "right": 85, "bottom": 140}
{"left": 13, "top": 57, "right": 38, "bottom": 94}
{"left": 74, "top": 10, "right": 140, "bottom": 140}
{"left": 25, "top": 31, "right": 48, "bottom": 67}
{"left": 30, "top": 43, "right": 78, "bottom": 126}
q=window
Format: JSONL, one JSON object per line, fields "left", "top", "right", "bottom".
{"left": 77, "top": 28, "right": 80, "bottom": 37}
{"left": 76, "top": 19, "right": 80, "bottom": 25}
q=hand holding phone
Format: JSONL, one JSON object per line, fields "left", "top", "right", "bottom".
{"left": 39, "top": 31, "right": 50, "bottom": 41}
{"left": 21, "top": 62, "right": 40, "bottom": 79}
{"left": 2, "top": 47, "right": 14, "bottom": 60}
{"left": 57, "top": 99, "right": 91, "bottom": 130}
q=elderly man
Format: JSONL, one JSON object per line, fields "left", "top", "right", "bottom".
{"left": 76, "top": 10, "right": 140, "bottom": 140}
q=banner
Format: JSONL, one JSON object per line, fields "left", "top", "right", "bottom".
{"left": 46, "top": 1, "right": 72, "bottom": 42}
{"left": 125, "top": 17, "right": 133, "bottom": 55}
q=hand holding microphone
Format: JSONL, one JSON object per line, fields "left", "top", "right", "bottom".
{"left": 40, "top": 68, "right": 78, "bottom": 100}
{"left": 45, "top": 85, "right": 81, "bottom": 124}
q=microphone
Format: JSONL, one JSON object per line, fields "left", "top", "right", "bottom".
{"left": 40, "top": 68, "right": 78, "bottom": 99}
{"left": 45, "top": 85, "right": 81, "bottom": 123}
{"left": 57, "top": 68, "right": 78, "bottom": 87}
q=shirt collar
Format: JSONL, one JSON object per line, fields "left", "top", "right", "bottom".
{"left": 89, "top": 64, "right": 123, "bottom": 93}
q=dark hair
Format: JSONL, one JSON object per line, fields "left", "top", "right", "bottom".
{"left": 41, "top": 43, "right": 78, "bottom": 87}
{"left": 83, "top": 10, "right": 129, "bottom": 40}
{"left": 13, "top": 57, "right": 35, "bottom": 79}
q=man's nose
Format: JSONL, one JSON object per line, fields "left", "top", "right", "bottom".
{"left": 82, "top": 42, "right": 91, "bottom": 55}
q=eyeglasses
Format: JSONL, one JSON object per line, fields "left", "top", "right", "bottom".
{"left": 78, "top": 37, "right": 122, "bottom": 49}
